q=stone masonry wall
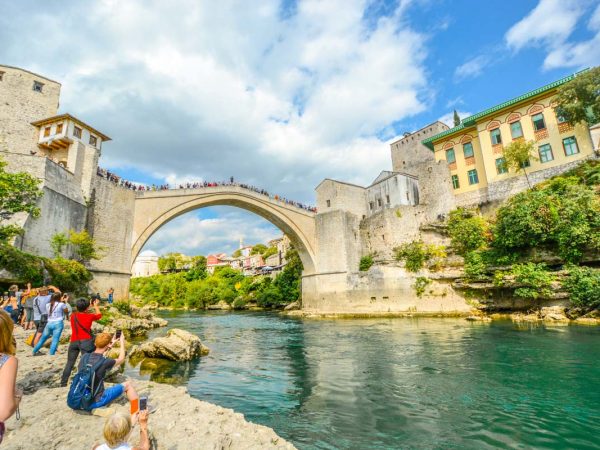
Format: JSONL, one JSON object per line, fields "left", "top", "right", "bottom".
{"left": 0, "top": 65, "right": 60, "bottom": 155}
{"left": 87, "top": 176, "right": 136, "bottom": 298}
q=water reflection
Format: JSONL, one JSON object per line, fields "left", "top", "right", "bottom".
{"left": 128, "top": 311, "right": 600, "bottom": 450}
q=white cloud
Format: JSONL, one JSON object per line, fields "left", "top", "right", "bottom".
{"left": 142, "top": 207, "right": 281, "bottom": 256}
{"left": 454, "top": 55, "right": 489, "bottom": 81}
{"left": 505, "top": 0, "right": 598, "bottom": 70}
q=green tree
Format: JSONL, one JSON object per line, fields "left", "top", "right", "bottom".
{"left": 68, "top": 229, "right": 103, "bottom": 262}
{"left": 251, "top": 244, "right": 268, "bottom": 255}
{"left": 359, "top": 254, "right": 374, "bottom": 271}
{"left": 232, "top": 249, "right": 242, "bottom": 258}
{"left": 503, "top": 140, "right": 537, "bottom": 187}
{"left": 50, "top": 232, "right": 69, "bottom": 258}
{"left": 185, "top": 255, "right": 207, "bottom": 281}
{"left": 0, "top": 157, "right": 43, "bottom": 242}
{"left": 554, "top": 66, "right": 600, "bottom": 124}
{"left": 262, "top": 246, "right": 278, "bottom": 259}
{"left": 453, "top": 110, "right": 460, "bottom": 127}
{"left": 447, "top": 208, "right": 490, "bottom": 256}
{"left": 511, "top": 263, "right": 554, "bottom": 301}
{"left": 563, "top": 265, "right": 600, "bottom": 308}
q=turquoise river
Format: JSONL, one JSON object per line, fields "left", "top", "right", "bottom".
{"left": 127, "top": 311, "right": 600, "bottom": 450}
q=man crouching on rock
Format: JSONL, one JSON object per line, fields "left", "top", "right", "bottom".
{"left": 83, "top": 332, "right": 139, "bottom": 416}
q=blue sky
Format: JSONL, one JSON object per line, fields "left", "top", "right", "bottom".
{"left": 1, "top": 0, "right": 598, "bottom": 256}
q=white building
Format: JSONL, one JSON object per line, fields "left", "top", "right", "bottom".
{"left": 132, "top": 250, "right": 160, "bottom": 277}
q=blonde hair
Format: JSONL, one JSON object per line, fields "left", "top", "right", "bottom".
{"left": 103, "top": 413, "right": 132, "bottom": 447}
{"left": 95, "top": 332, "right": 113, "bottom": 349}
{"left": 0, "top": 310, "right": 16, "bottom": 355}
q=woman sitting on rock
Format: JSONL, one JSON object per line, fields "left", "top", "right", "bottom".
{"left": 0, "top": 310, "right": 23, "bottom": 444}
{"left": 32, "top": 292, "right": 69, "bottom": 356}
{"left": 93, "top": 411, "right": 150, "bottom": 450}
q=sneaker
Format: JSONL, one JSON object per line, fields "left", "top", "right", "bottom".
{"left": 91, "top": 407, "right": 116, "bottom": 418}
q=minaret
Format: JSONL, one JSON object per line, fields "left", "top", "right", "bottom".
{"left": 239, "top": 237, "right": 243, "bottom": 249}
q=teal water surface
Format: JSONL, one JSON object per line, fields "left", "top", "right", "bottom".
{"left": 129, "top": 311, "right": 600, "bottom": 449}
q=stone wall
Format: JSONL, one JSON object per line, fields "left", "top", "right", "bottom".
{"left": 0, "top": 65, "right": 60, "bottom": 155}
{"left": 302, "top": 266, "right": 470, "bottom": 314}
{"left": 316, "top": 179, "right": 367, "bottom": 218}
{"left": 391, "top": 121, "right": 449, "bottom": 172}
{"left": 87, "top": 176, "right": 136, "bottom": 299}
{"left": 3, "top": 153, "right": 87, "bottom": 259}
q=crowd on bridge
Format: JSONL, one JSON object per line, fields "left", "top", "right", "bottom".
{"left": 97, "top": 168, "right": 317, "bottom": 212}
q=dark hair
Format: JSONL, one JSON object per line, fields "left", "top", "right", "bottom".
{"left": 76, "top": 297, "right": 90, "bottom": 312}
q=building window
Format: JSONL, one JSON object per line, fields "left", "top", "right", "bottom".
{"left": 463, "top": 142, "right": 474, "bottom": 158}
{"left": 73, "top": 126, "right": 82, "bottom": 138}
{"left": 369, "top": 202, "right": 374, "bottom": 210}
{"left": 56, "top": 123, "right": 63, "bottom": 134}
{"left": 563, "top": 136, "right": 579, "bottom": 156}
{"left": 0, "top": 71, "right": 4, "bottom": 81}
{"left": 89, "top": 135, "right": 97, "bottom": 146}
{"left": 510, "top": 121, "right": 523, "bottom": 139}
{"left": 556, "top": 112, "right": 567, "bottom": 123}
{"left": 532, "top": 113, "right": 546, "bottom": 131}
{"left": 490, "top": 128, "right": 502, "bottom": 145}
{"left": 377, "top": 198, "right": 382, "bottom": 207}
{"left": 445, "top": 148, "right": 456, "bottom": 164}
{"left": 520, "top": 159, "right": 531, "bottom": 169}
{"left": 326, "top": 200, "right": 331, "bottom": 207}
{"left": 495, "top": 157, "right": 508, "bottom": 174}
{"left": 538, "top": 144, "right": 554, "bottom": 163}
{"left": 43, "top": 127, "right": 51, "bottom": 137}
{"left": 467, "top": 169, "right": 479, "bottom": 185}
{"left": 33, "top": 81, "right": 44, "bottom": 92}
{"left": 386, "top": 194, "right": 390, "bottom": 204}
{"left": 451, "top": 175, "right": 460, "bottom": 189}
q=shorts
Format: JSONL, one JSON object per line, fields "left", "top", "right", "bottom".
{"left": 89, "top": 384, "right": 124, "bottom": 410}
{"left": 25, "top": 308, "right": 33, "bottom": 321}
{"left": 34, "top": 320, "right": 46, "bottom": 333}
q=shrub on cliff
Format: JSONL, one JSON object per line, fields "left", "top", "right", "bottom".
{"left": 563, "top": 265, "right": 600, "bottom": 308}
{"left": 359, "top": 255, "right": 374, "bottom": 271}
{"left": 394, "top": 241, "right": 447, "bottom": 272}
{"left": 45, "top": 257, "right": 93, "bottom": 294}
{"left": 447, "top": 208, "right": 490, "bottom": 256}
{"left": 493, "top": 176, "right": 600, "bottom": 263}
{"left": 510, "top": 263, "right": 554, "bottom": 301}
{"left": 0, "top": 244, "right": 44, "bottom": 284}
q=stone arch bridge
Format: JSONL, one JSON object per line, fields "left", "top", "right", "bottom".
{"left": 131, "top": 185, "right": 318, "bottom": 275}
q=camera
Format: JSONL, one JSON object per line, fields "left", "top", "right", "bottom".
{"left": 115, "top": 330, "right": 122, "bottom": 339}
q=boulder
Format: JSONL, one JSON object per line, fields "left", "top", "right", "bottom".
{"left": 207, "top": 300, "right": 232, "bottom": 310}
{"left": 284, "top": 301, "right": 300, "bottom": 311}
{"left": 466, "top": 315, "right": 491, "bottom": 322}
{"left": 540, "top": 306, "right": 569, "bottom": 321}
{"left": 129, "top": 328, "right": 209, "bottom": 361}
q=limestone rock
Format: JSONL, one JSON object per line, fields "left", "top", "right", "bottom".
{"left": 130, "top": 328, "right": 209, "bottom": 361}
{"left": 284, "top": 301, "right": 300, "bottom": 311}
{"left": 466, "top": 315, "right": 491, "bottom": 322}
{"left": 540, "top": 306, "right": 569, "bottom": 321}
{"left": 574, "top": 317, "right": 600, "bottom": 325}
{"left": 207, "top": 300, "right": 232, "bottom": 310}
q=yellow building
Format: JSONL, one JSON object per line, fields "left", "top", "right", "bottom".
{"left": 422, "top": 72, "right": 597, "bottom": 206}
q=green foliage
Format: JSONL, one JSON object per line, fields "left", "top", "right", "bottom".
{"left": 464, "top": 251, "right": 488, "bottom": 281}
{"left": 493, "top": 176, "right": 600, "bottom": 262}
{"left": 45, "top": 257, "right": 93, "bottom": 294}
{"left": 68, "top": 229, "right": 104, "bottom": 262}
{"left": 0, "top": 157, "right": 43, "bottom": 243}
{"left": 113, "top": 300, "right": 132, "bottom": 315}
{"left": 359, "top": 255, "right": 374, "bottom": 271}
{"left": 555, "top": 66, "right": 600, "bottom": 124}
{"left": 50, "top": 232, "right": 69, "bottom": 258}
{"left": 503, "top": 140, "right": 537, "bottom": 174}
{"left": 413, "top": 276, "right": 431, "bottom": 298}
{"left": 232, "top": 249, "right": 242, "bottom": 258}
{"left": 157, "top": 253, "right": 187, "bottom": 272}
{"left": 563, "top": 265, "right": 600, "bottom": 308}
{"left": 131, "top": 247, "right": 304, "bottom": 310}
{"left": 184, "top": 255, "right": 207, "bottom": 281}
{"left": 394, "top": 241, "right": 447, "bottom": 272}
{"left": 251, "top": 244, "right": 268, "bottom": 255}
{"left": 453, "top": 110, "right": 460, "bottom": 127}
{"left": 447, "top": 208, "right": 490, "bottom": 256}
{"left": 0, "top": 243, "right": 44, "bottom": 285}
{"left": 511, "top": 263, "right": 554, "bottom": 301}
{"left": 262, "top": 246, "right": 278, "bottom": 259}
{"left": 232, "top": 298, "right": 248, "bottom": 310}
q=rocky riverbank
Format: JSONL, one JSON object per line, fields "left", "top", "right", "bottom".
{"left": 5, "top": 326, "right": 296, "bottom": 449}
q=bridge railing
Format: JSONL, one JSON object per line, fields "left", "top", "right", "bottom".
{"left": 96, "top": 168, "right": 317, "bottom": 213}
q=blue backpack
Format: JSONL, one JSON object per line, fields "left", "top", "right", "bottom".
{"left": 66, "top": 353, "right": 105, "bottom": 411}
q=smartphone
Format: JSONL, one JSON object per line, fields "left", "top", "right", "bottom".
{"left": 115, "top": 330, "right": 122, "bottom": 339}
{"left": 130, "top": 398, "right": 139, "bottom": 415}
{"left": 140, "top": 396, "right": 148, "bottom": 411}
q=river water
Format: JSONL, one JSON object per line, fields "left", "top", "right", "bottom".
{"left": 128, "top": 311, "right": 600, "bottom": 449}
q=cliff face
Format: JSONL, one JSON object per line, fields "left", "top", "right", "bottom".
{"left": 5, "top": 328, "right": 296, "bottom": 450}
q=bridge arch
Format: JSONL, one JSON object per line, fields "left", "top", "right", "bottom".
{"left": 131, "top": 186, "right": 317, "bottom": 275}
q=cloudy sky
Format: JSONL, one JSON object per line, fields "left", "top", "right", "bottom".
{"left": 1, "top": 0, "right": 598, "bottom": 256}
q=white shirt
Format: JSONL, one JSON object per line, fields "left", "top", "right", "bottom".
{"left": 96, "top": 443, "right": 132, "bottom": 450}
{"left": 46, "top": 302, "right": 68, "bottom": 322}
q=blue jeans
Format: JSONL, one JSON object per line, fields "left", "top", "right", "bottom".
{"left": 33, "top": 320, "right": 64, "bottom": 355}
{"left": 89, "top": 384, "right": 124, "bottom": 410}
